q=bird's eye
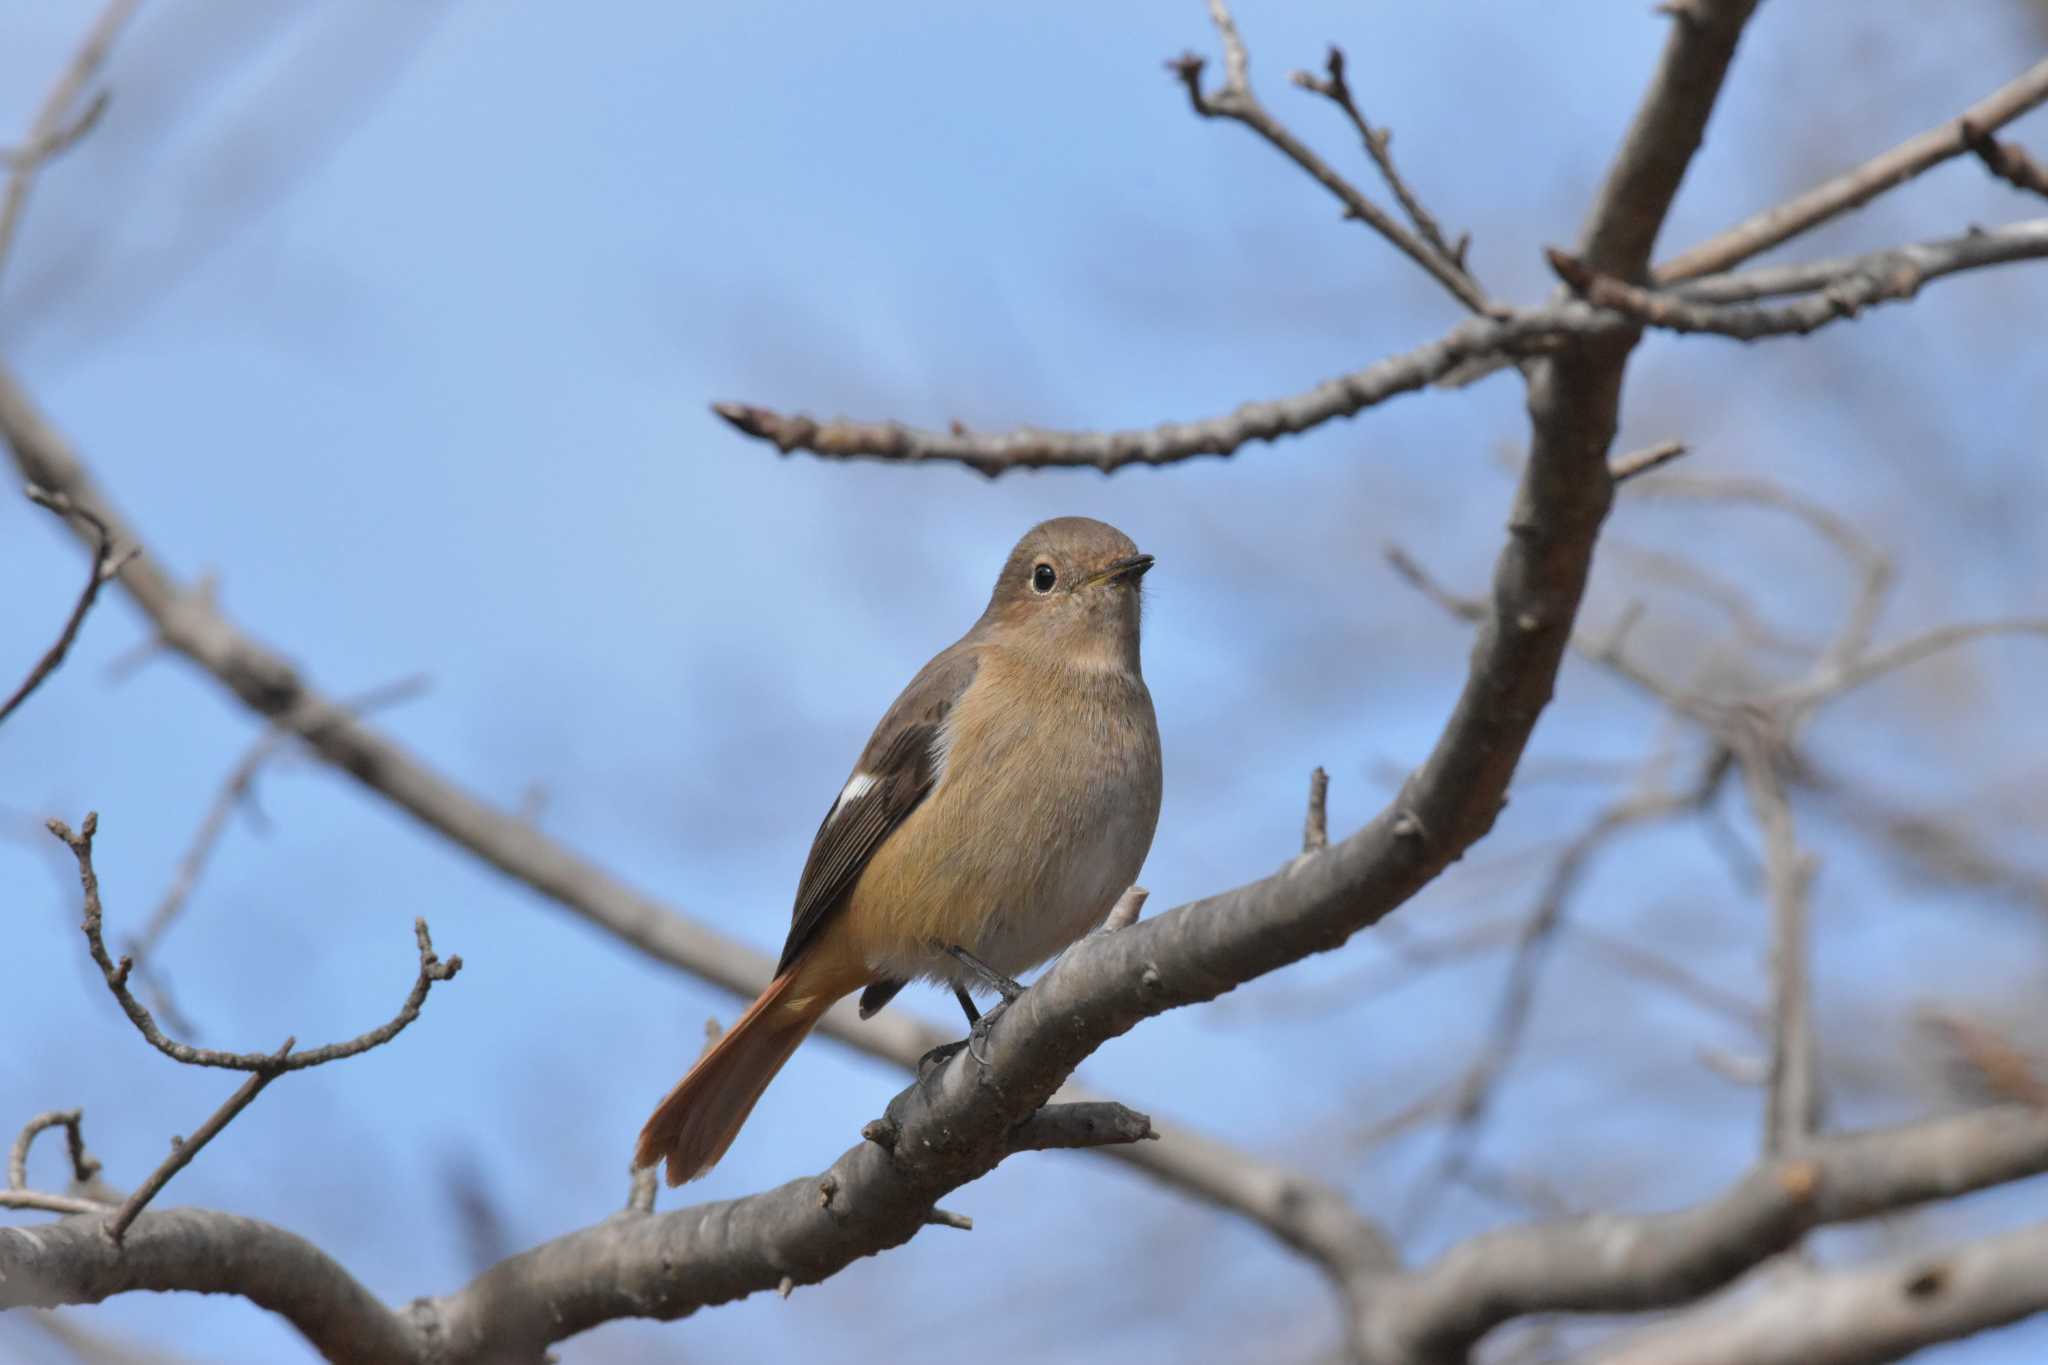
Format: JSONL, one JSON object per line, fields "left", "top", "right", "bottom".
{"left": 1031, "top": 562, "right": 1057, "bottom": 593}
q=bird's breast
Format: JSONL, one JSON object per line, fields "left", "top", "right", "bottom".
{"left": 848, "top": 654, "right": 1162, "bottom": 983}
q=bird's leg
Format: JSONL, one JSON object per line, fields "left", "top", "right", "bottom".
{"left": 946, "top": 946, "right": 1026, "bottom": 1067}
{"left": 946, "top": 946, "right": 1025, "bottom": 1003}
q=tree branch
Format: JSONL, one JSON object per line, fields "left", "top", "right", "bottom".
{"left": 1552, "top": 220, "right": 2048, "bottom": 339}
{"left": 712, "top": 212, "right": 2048, "bottom": 476}
{"left": 48, "top": 813, "right": 462, "bottom": 1074}
{"left": 0, "top": 486, "right": 138, "bottom": 728}
{"left": 1169, "top": 3, "right": 1490, "bottom": 314}
{"left": 0, "top": 1209, "right": 419, "bottom": 1363}
{"left": 1586, "top": 1218, "right": 2048, "bottom": 1365}
{"left": 1360, "top": 1105, "right": 2048, "bottom": 1364}
{"left": 1736, "top": 725, "right": 1819, "bottom": 1156}
{"left": 1654, "top": 55, "right": 2048, "bottom": 282}
{"left": 1290, "top": 46, "right": 1473, "bottom": 274}
{"left": 0, "top": 0, "right": 139, "bottom": 287}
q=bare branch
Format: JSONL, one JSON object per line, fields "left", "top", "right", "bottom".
{"left": 1290, "top": 45, "right": 1476, "bottom": 276}
{"left": 1966, "top": 123, "right": 2048, "bottom": 199}
{"left": 1586, "top": 1219, "right": 2048, "bottom": 1365}
{"left": 708, "top": 306, "right": 1549, "bottom": 474}
{"left": 1361, "top": 1105, "right": 2048, "bottom": 1363}
{"left": 1735, "top": 726, "right": 1820, "bottom": 1155}
{"left": 3, "top": 1109, "right": 111, "bottom": 1217}
{"left": 0, "top": 0, "right": 139, "bottom": 286}
{"left": 0, "top": 486, "right": 138, "bottom": 728}
{"left": 1607, "top": 439, "right": 1687, "bottom": 482}
{"left": 1099, "top": 884, "right": 1150, "bottom": 934}
{"left": 1553, "top": 220, "right": 2048, "bottom": 340}
{"left": 106, "top": 1044, "right": 290, "bottom": 1244}
{"left": 1654, "top": 56, "right": 2048, "bottom": 282}
{"left": 1005, "top": 1102, "right": 1157, "bottom": 1154}
{"left": 1302, "top": 766, "right": 1330, "bottom": 854}
{"left": 8, "top": 1110, "right": 100, "bottom": 1193}
{"left": 1574, "top": 0, "right": 1760, "bottom": 279}
{"left": 1170, "top": 6, "right": 1490, "bottom": 314}
{"left": 712, "top": 214, "right": 2048, "bottom": 476}
{"left": 1778, "top": 617, "right": 2048, "bottom": 712}
{"left": 0, "top": 1208, "right": 418, "bottom": 1362}
{"left": 46, "top": 813, "right": 461, "bottom": 1074}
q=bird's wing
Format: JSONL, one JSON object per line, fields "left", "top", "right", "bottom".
{"left": 775, "top": 643, "right": 979, "bottom": 976}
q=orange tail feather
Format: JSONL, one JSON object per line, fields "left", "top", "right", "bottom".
{"left": 634, "top": 968, "right": 830, "bottom": 1185}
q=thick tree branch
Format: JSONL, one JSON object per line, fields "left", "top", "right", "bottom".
{"left": 1586, "top": 1218, "right": 2048, "bottom": 1365}
{"left": 1655, "top": 56, "right": 2048, "bottom": 282}
{"left": 1360, "top": 1105, "right": 2048, "bottom": 1364}
{"left": 0, "top": 1209, "right": 418, "bottom": 1363}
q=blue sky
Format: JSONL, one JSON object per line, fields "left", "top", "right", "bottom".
{"left": 4, "top": 2, "right": 2047, "bottom": 1361}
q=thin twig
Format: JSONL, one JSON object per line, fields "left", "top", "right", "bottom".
{"left": 1555, "top": 221, "right": 2048, "bottom": 340}
{"left": 1777, "top": 618, "right": 2048, "bottom": 712}
{"left": 1302, "top": 766, "right": 1330, "bottom": 854}
{"left": 1654, "top": 56, "right": 2048, "bottom": 281}
{"left": 1099, "top": 884, "right": 1150, "bottom": 933}
{"left": 47, "top": 812, "right": 462, "bottom": 1073}
{"left": 107, "top": 1042, "right": 291, "bottom": 1244}
{"left": 1628, "top": 470, "right": 1894, "bottom": 676}
{"left": 716, "top": 220, "right": 2048, "bottom": 475}
{"left": 0, "top": 486, "right": 138, "bottom": 727}
{"left": 1608, "top": 439, "right": 1688, "bottom": 483}
{"left": 1168, "top": 4, "right": 1492, "bottom": 315}
{"left": 8, "top": 1108, "right": 101, "bottom": 1191}
{"left": 0, "top": 0, "right": 139, "bottom": 287}
{"left": 3, "top": 1108, "right": 111, "bottom": 1217}
{"left": 1290, "top": 44, "right": 1475, "bottom": 275}
{"left": 1735, "top": 722, "right": 1819, "bottom": 1156}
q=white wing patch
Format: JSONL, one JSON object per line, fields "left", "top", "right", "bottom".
{"left": 928, "top": 715, "right": 957, "bottom": 789}
{"left": 829, "top": 772, "right": 877, "bottom": 824}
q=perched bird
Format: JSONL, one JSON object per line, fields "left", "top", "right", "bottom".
{"left": 635, "top": 516, "right": 1162, "bottom": 1185}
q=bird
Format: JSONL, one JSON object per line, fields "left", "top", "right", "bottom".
{"left": 635, "top": 516, "right": 1162, "bottom": 1185}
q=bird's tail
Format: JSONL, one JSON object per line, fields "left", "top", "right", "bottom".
{"left": 634, "top": 968, "right": 829, "bottom": 1185}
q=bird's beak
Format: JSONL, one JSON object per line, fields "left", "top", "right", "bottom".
{"left": 1088, "top": 553, "right": 1154, "bottom": 587}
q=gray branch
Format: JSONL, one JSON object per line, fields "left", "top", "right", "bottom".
{"left": 1586, "top": 1218, "right": 2048, "bottom": 1365}
{"left": 711, "top": 219, "right": 2045, "bottom": 475}
{"left": 1359, "top": 1105, "right": 2048, "bottom": 1364}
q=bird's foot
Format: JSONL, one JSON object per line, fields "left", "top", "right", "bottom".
{"left": 918, "top": 1037, "right": 969, "bottom": 1074}
{"left": 965, "top": 995, "right": 1013, "bottom": 1068}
